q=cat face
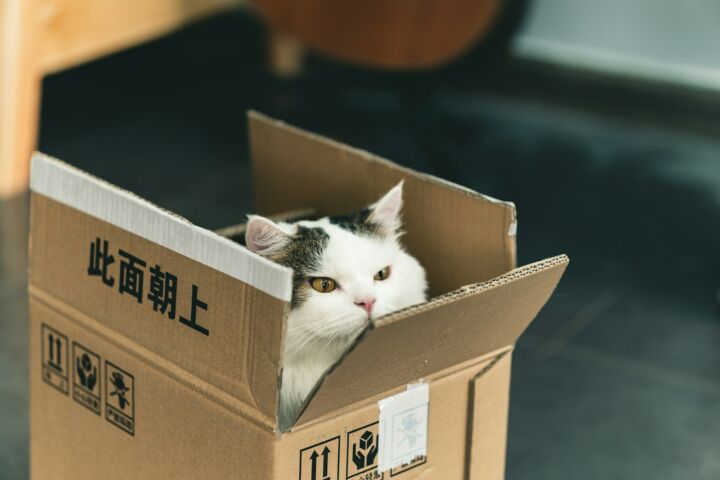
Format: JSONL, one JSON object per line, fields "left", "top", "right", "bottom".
{"left": 245, "top": 182, "right": 428, "bottom": 357}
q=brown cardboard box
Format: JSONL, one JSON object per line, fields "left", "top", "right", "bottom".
{"left": 28, "top": 112, "right": 568, "bottom": 479}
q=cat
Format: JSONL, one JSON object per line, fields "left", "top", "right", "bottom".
{"left": 245, "top": 182, "right": 428, "bottom": 429}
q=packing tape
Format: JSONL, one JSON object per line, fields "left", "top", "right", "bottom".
{"left": 377, "top": 382, "right": 429, "bottom": 472}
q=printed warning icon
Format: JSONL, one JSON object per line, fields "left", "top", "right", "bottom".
{"left": 72, "top": 342, "right": 101, "bottom": 414}
{"left": 110, "top": 372, "right": 131, "bottom": 409}
{"left": 41, "top": 324, "right": 69, "bottom": 395}
{"left": 77, "top": 353, "right": 97, "bottom": 389}
{"left": 105, "top": 361, "right": 135, "bottom": 435}
{"left": 346, "top": 422, "right": 381, "bottom": 479}
{"left": 299, "top": 436, "right": 340, "bottom": 480}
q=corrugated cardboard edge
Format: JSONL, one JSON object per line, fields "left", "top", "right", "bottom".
{"left": 30, "top": 152, "right": 293, "bottom": 302}
{"left": 377, "top": 254, "right": 568, "bottom": 327}
{"left": 465, "top": 350, "right": 513, "bottom": 480}
{"left": 288, "top": 255, "right": 568, "bottom": 431}
{"left": 463, "top": 350, "right": 510, "bottom": 475}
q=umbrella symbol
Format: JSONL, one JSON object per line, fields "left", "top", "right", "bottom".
{"left": 109, "top": 371, "right": 131, "bottom": 410}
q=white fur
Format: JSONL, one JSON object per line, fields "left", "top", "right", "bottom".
{"left": 280, "top": 221, "right": 427, "bottom": 424}
{"left": 246, "top": 184, "right": 428, "bottom": 429}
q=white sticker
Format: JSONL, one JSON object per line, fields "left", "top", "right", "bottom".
{"left": 377, "top": 383, "right": 429, "bottom": 472}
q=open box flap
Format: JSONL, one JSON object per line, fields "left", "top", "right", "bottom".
{"left": 29, "top": 153, "right": 292, "bottom": 426}
{"left": 248, "top": 111, "right": 518, "bottom": 296}
{"left": 293, "top": 255, "right": 568, "bottom": 427}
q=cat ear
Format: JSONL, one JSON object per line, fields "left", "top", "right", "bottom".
{"left": 367, "top": 181, "right": 404, "bottom": 235}
{"left": 245, "top": 215, "right": 292, "bottom": 255}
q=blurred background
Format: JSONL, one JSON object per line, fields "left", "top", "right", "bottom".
{"left": 1, "top": 0, "right": 719, "bottom": 478}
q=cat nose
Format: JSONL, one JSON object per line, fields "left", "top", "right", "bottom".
{"left": 354, "top": 298, "right": 376, "bottom": 314}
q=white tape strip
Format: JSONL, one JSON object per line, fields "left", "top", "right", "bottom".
{"left": 30, "top": 153, "right": 293, "bottom": 302}
{"left": 377, "top": 383, "right": 429, "bottom": 472}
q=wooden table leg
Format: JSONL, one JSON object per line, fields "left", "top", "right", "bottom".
{"left": 0, "top": 0, "right": 41, "bottom": 199}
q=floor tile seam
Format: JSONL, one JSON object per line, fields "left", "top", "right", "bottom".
{"left": 537, "top": 288, "right": 620, "bottom": 357}
{"left": 529, "top": 339, "right": 720, "bottom": 396}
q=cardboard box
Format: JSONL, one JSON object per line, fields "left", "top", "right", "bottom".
{"left": 28, "top": 112, "right": 568, "bottom": 479}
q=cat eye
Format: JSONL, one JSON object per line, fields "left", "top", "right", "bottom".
{"left": 310, "top": 277, "right": 337, "bottom": 293}
{"left": 374, "top": 266, "right": 391, "bottom": 281}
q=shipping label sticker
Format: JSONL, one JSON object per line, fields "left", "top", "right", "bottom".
{"left": 105, "top": 360, "right": 135, "bottom": 435}
{"left": 377, "top": 383, "right": 429, "bottom": 473}
{"left": 346, "top": 422, "right": 382, "bottom": 479}
{"left": 72, "top": 342, "right": 101, "bottom": 415}
{"left": 299, "top": 436, "right": 340, "bottom": 480}
{"left": 41, "top": 323, "right": 69, "bottom": 395}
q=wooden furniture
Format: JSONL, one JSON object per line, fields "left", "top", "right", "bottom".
{"left": 1, "top": 0, "right": 507, "bottom": 197}
{"left": 255, "top": 0, "right": 503, "bottom": 69}
{"left": 0, "top": 0, "right": 237, "bottom": 198}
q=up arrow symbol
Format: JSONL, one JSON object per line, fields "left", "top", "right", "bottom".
{"left": 309, "top": 451, "right": 319, "bottom": 480}
{"left": 321, "top": 446, "right": 331, "bottom": 479}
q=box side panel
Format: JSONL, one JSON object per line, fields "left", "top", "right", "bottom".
{"left": 30, "top": 298, "right": 276, "bottom": 480}
{"left": 275, "top": 356, "right": 501, "bottom": 480}
{"left": 30, "top": 152, "right": 292, "bottom": 301}
{"left": 29, "top": 191, "right": 287, "bottom": 423}
{"left": 248, "top": 112, "right": 516, "bottom": 297}
{"left": 467, "top": 353, "right": 512, "bottom": 480}
{"left": 297, "top": 256, "right": 567, "bottom": 425}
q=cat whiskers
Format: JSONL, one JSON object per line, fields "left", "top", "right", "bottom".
{"left": 287, "top": 314, "right": 367, "bottom": 355}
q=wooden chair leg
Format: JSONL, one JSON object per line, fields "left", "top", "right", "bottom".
{"left": 0, "top": 0, "right": 41, "bottom": 198}
{"left": 268, "top": 29, "right": 305, "bottom": 78}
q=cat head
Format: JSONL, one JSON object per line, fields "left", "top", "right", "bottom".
{"left": 245, "top": 182, "right": 427, "bottom": 354}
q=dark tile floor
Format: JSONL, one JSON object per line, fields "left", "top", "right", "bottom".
{"left": 2, "top": 11, "right": 720, "bottom": 480}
